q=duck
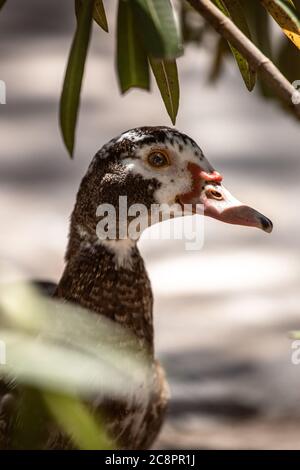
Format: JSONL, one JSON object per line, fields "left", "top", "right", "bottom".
{"left": 0, "top": 126, "right": 273, "bottom": 450}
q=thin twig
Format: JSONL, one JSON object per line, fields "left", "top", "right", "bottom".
{"left": 186, "top": 0, "right": 300, "bottom": 118}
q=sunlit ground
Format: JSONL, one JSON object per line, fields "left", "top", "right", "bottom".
{"left": 0, "top": 0, "right": 300, "bottom": 449}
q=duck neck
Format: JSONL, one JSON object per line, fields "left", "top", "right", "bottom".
{"left": 56, "top": 236, "right": 154, "bottom": 355}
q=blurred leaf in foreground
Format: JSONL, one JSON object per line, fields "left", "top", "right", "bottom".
{"left": 43, "top": 391, "right": 112, "bottom": 450}
{"left": 0, "top": 282, "right": 151, "bottom": 449}
{"left": 0, "top": 283, "right": 149, "bottom": 397}
{"left": 12, "top": 387, "right": 51, "bottom": 450}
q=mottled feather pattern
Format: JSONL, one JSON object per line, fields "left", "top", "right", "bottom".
{"left": 0, "top": 127, "right": 209, "bottom": 449}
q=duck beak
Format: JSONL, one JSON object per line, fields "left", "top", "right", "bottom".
{"left": 200, "top": 184, "right": 273, "bottom": 233}
{"left": 178, "top": 163, "right": 273, "bottom": 233}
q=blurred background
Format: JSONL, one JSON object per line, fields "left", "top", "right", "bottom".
{"left": 1, "top": 0, "right": 300, "bottom": 449}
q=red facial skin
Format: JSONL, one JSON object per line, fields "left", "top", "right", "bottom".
{"left": 179, "top": 162, "right": 223, "bottom": 205}
{"left": 178, "top": 162, "right": 273, "bottom": 233}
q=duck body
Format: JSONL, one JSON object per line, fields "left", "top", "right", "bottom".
{"left": 55, "top": 241, "right": 169, "bottom": 449}
{"left": 0, "top": 126, "right": 272, "bottom": 449}
{"left": 53, "top": 133, "right": 170, "bottom": 448}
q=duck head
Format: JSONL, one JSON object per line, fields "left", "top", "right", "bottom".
{"left": 70, "top": 126, "right": 272, "bottom": 251}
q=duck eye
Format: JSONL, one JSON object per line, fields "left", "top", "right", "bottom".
{"left": 147, "top": 151, "right": 170, "bottom": 168}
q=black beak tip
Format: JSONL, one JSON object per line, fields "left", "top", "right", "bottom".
{"left": 259, "top": 216, "right": 273, "bottom": 233}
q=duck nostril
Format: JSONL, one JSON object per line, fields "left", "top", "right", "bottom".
{"left": 206, "top": 188, "right": 223, "bottom": 200}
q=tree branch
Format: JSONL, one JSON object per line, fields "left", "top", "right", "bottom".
{"left": 186, "top": 0, "right": 300, "bottom": 118}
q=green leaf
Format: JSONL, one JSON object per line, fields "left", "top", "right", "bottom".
{"left": 75, "top": 0, "right": 108, "bottom": 32}
{"left": 75, "top": 0, "right": 81, "bottom": 17}
{"left": 42, "top": 391, "right": 112, "bottom": 450}
{"left": 117, "top": 0, "right": 150, "bottom": 93}
{"left": 150, "top": 58, "right": 179, "bottom": 124}
{"left": 240, "top": 0, "right": 273, "bottom": 97}
{"left": 0, "top": 283, "right": 149, "bottom": 449}
{"left": 132, "top": 0, "right": 183, "bottom": 59}
{"left": 241, "top": 0, "right": 272, "bottom": 57}
{"left": 0, "top": 283, "right": 148, "bottom": 398}
{"left": 0, "top": 283, "right": 150, "bottom": 450}
{"left": 12, "top": 387, "right": 51, "bottom": 449}
{"left": 261, "top": 0, "right": 300, "bottom": 50}
{"left": 93, "top": 0, "right": 108, "bottom": 31}
{"left": 60, "top": 0, "right": 94, "bottom": 157}
{"left": 208, "top": 37, "right": 229, "bottom": 83}
{"left": 213, "top": 0, "right": 256, "bottom": 91}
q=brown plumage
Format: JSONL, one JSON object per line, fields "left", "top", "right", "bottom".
{"left": 53, "top": 130, "right": 168, "bottom": 449}
{"left": 0, "top": 126, "right": 272, "bottom": 449}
